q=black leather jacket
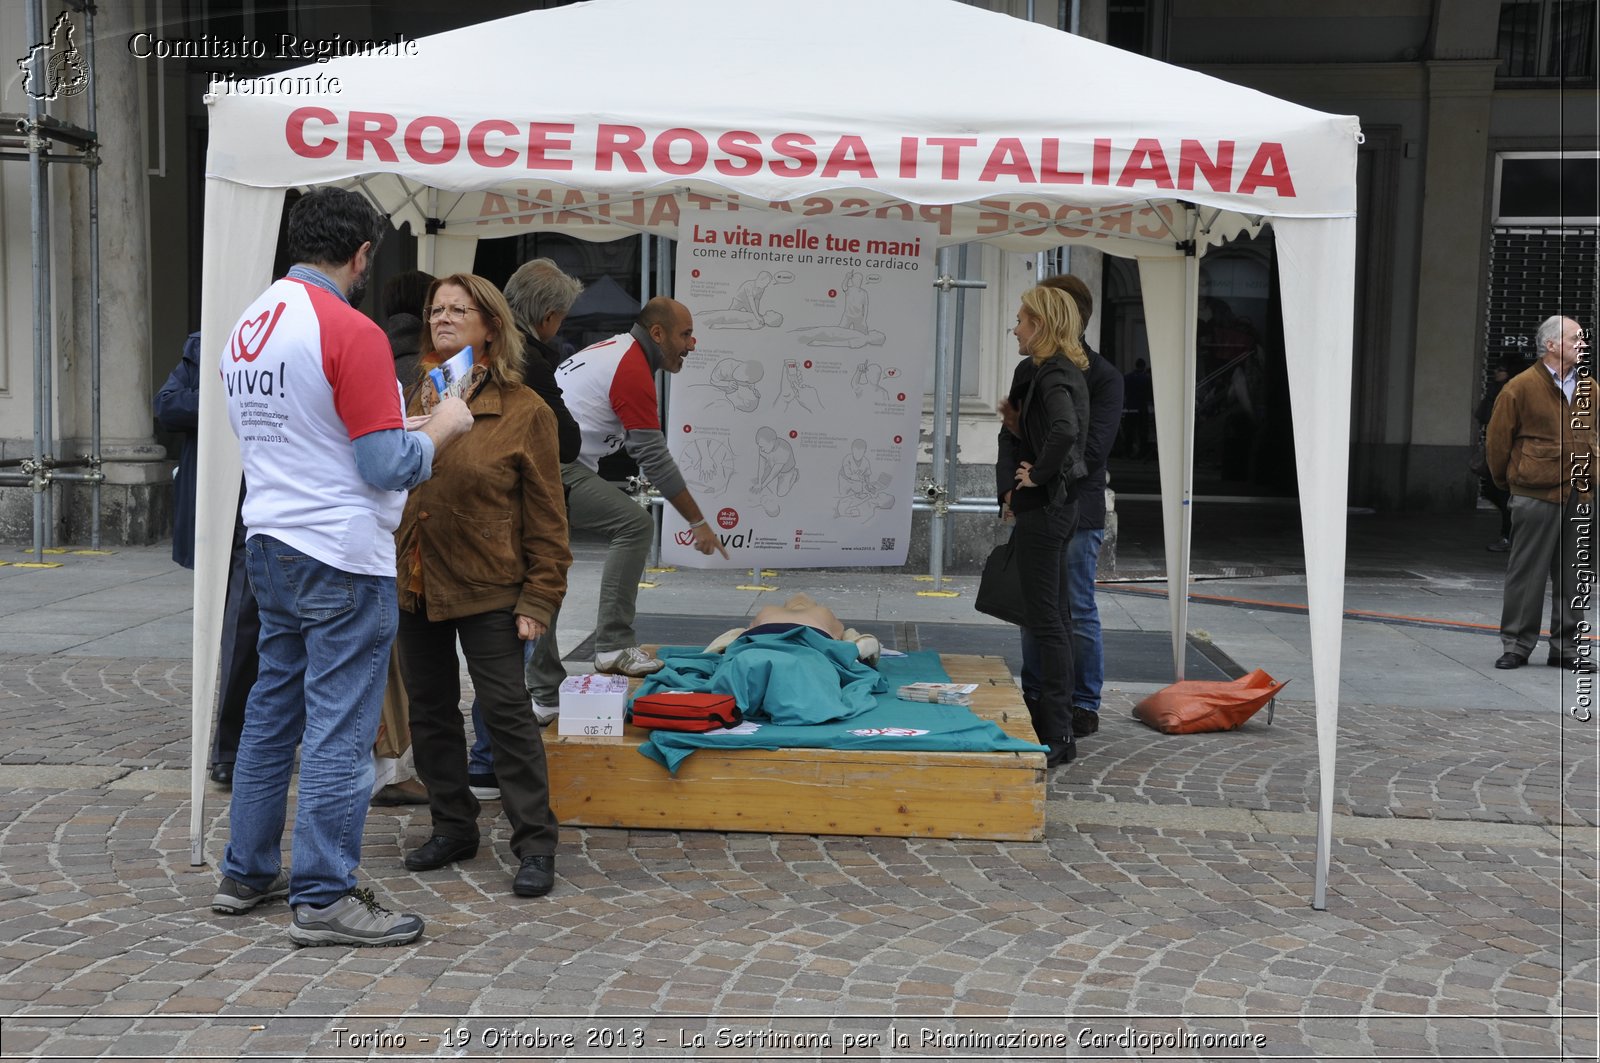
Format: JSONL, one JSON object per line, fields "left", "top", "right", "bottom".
{"left": 996, "top": 352, "right": 1090, "bottom": 514}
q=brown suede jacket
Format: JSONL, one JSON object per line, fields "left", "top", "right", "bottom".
{"left": 395, "top": 378, "right": 571, "bottom": 623}
{"left": 1485, "top": 361, "right": 1597, "bottom": 504}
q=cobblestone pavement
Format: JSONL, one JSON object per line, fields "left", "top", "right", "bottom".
{"left": 0, "top": 653, "right": 1594, "bottom": 1061}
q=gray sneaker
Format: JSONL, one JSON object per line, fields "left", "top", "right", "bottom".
{"left": 593, "top": 646, "right": 662, "bottom": 677}
{"left": 288, "top": 887, "right": 424, "bottom": 948}
{"left": 211, "top": 869, "right": 290, "bottom": 915}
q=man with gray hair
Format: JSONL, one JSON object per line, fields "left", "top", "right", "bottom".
{"left": 1486, "top": 314, "right": 1596, "bottom": 672}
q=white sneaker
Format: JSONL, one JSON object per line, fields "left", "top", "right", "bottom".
{"left": 593, "top": 646, "right": 663, "bottom": 677}
{"left": 533, "top": 702, "right": 560, "bottom": 726}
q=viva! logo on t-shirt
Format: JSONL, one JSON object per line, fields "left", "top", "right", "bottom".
{"left": 224, "top": 302, "right": 288, "bottom": 398}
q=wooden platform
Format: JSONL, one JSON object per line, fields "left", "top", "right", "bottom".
{"left": 544, "top": 653, "right": 1046, "bottom": 841}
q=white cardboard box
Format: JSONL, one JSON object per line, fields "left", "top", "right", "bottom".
{"left": 558, "top": 714, "right": 625, "bottom": 739}
{"left": 556, "top": 674, "right": 627, "bottom": 736}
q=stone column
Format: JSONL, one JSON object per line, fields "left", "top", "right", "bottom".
{"left": 1406, "top": 58, "right": 1498, "bottom": 509}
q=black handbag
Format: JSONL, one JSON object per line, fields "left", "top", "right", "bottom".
{"left": 1467, "top": 441, "right": 1490, "bottom": 479}
{"left": 975, "top": 536, "right": 1029, "bottom": 626}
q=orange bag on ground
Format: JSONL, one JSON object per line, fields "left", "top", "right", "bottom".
{"left": 1132, "top": 669, "right": 1287, "bottom": 734}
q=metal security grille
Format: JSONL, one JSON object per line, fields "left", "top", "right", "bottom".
{"left": 1497, "top": 0, "right": 1597, "bottom": 80}
{"left": 1483, "top": 226, "right": 1599, "bottom": 381}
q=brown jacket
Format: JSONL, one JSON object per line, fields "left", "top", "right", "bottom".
{"left": 1485, "top": 362, "right": 1597, "bottom": 503}
{"left": 395, "top": 379, "right": 571, "bottom": 623}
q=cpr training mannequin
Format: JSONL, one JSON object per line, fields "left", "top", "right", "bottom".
{"left": 703, "top": 594, "right": 880, "bottom": 664}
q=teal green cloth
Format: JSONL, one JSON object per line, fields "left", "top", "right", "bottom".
{"left": 636, "top": 648, "right": 1046, "bottom": 774}
{"left": 633, "top": 625, "right": 885, "bottom": 725}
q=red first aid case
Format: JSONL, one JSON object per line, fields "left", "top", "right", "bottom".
{"left": 628, "top": 692, "right": 742, "bottom": 732}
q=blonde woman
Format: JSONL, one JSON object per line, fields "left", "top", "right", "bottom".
{"left": 995, "top": 285, "right": 1091, "bottom": 769}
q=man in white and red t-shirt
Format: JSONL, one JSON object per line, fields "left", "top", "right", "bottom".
{"left": 527, "top": 299, "right": 727, "bottom": 709}
{"left": 213, "top": 188, "right": 471, "bottom": 948}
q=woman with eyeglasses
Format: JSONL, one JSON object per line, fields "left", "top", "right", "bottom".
{"left": 392, "top": 273, "right": 572, "bottom": 898}
{"left": 996, "top": 285, "right": 1091, "bottom": 771}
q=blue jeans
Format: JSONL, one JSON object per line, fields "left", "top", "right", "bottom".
{"left": 1020, "top": 527, "right": 1105, "bottom": 716}
{"left": 468, "top": 639, "right": 536, "bottom": 775}
{"left": 222, "top": 535, "right": 396, "bottom": 909}
{"left": 1065, "top": 529, "right": 1106, "bottom": 713}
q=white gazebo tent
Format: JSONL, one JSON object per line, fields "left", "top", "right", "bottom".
{"left": 192, "top": 0, "right": 1359, "bottom": 906}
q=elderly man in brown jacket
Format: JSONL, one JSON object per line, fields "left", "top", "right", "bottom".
{"left": 1485, "top": 315, "right": 1596, "bottom": 672}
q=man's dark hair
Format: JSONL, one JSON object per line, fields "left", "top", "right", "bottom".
{"left": 285, "top": 188, "right": 385, "bottom": 269}
{"left": 1041, "top": 273, "right": 1093, "bottom": 328}
{"left": 382, "top": 270, "right": 435, "bottom": 320}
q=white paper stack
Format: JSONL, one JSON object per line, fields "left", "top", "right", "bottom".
{"left": 557, "top": 673, "right": 629, "bottom": 737}
{"left": 895, "top": 682, "right": 978, "bottom": 706}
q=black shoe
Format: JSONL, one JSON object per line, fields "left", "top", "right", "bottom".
{"left": 1045, "top": 737, "right": 1077, "bottom": 768}
{"left": 1070, "top": 707, "right": 1100, "bottom": 737}
{"left": 404, "top": 835, "right": 478, "bottom": 872}
{"left": 1547, "top": 655, "right": 1597, "bottom": 673}
{"left": 208, "top": 762, "right": 234, "bottom": 788}
{"left": 1494, "top": 652, "right": 1527, "bottom": 670}
{"left": 513, "top": 854, "right": 556, "bottom": 897}
{"left": 1487, "top": 538, "right": 1510, "bottom": 553}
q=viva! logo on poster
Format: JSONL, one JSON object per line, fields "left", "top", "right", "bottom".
{"left": 663, "top": 207, "right": 935, "bottom": 569}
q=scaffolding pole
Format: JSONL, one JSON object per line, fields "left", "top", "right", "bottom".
{"left": 5, "top": 0, "right": 103, "bottom": 559}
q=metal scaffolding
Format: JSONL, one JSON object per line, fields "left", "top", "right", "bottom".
{"left": 0, "top": 0, "right": 105, "bottom": 561}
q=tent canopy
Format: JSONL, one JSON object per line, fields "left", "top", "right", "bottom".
{"left": 194, "top": 0, "right": 1358, "bottom": 907}
{"left": 204, "top": 0, "right": 1357, "bottom": 254}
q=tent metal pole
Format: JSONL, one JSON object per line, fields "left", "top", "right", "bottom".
{"left": 652, "top": 236, "right": 675, "bottom": 569}
{"left": 642, "top": 232, "right": 657, "bottom": 567}
{"left": 419, "top": 188, "right": 438, "bottom": 274}
{"left": 657, "top": 235, "right": 673, "bottom": 298}
{"left": 1173, "top": 224, "right": 1201, "bottom": 679}
{"left": 947, "top": 244, "right": 969, "bottom": 494}
{"left": 928, "top": 246, "right": 957, "bottom": 589}
{"left": 25, "top": 0, "right": 50, "bottom": 561}
{"left": 86, "top": 0, "right": 103, "bottom": 548}
{"left": 640, "top": 233, "right": 652, "bottom": 302}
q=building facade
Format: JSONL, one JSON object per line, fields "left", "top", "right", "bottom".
{"left": 0, "top": 0, "right": 1593, "bottom": 552}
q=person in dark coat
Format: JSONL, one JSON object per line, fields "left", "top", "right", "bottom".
{"left": 1475, "top": 357, "right": 1517, "bottom": 552}
{"left": 1040, "top": 274, "right": 1123, "bottom": 741}
{"left": 382, "top": 270, "right": 434, "bottom": 390}
{"left": 996, "top": 285, "right": 1091, "bottom": 770}
{"left": 153, "top": 331, "right": 258, "bottom": 788}
{"left": 153, "top": 333, "right": 201, "bottom": 569}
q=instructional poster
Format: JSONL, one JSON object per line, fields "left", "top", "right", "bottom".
{"left": 664, "top": 207, "right": 936, "bottom": 569}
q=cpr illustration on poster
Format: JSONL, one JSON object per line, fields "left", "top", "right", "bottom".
{"left": 665, "top": 207, "right": 936, "bottom": 568}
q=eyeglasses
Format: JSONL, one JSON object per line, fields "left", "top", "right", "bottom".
{"left": 425, "top": 304, "right": 481, "bottom": 322}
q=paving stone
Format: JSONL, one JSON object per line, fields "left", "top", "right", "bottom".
{"left": 1, "top": 537, "right": 1593, "bottom": 1063}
